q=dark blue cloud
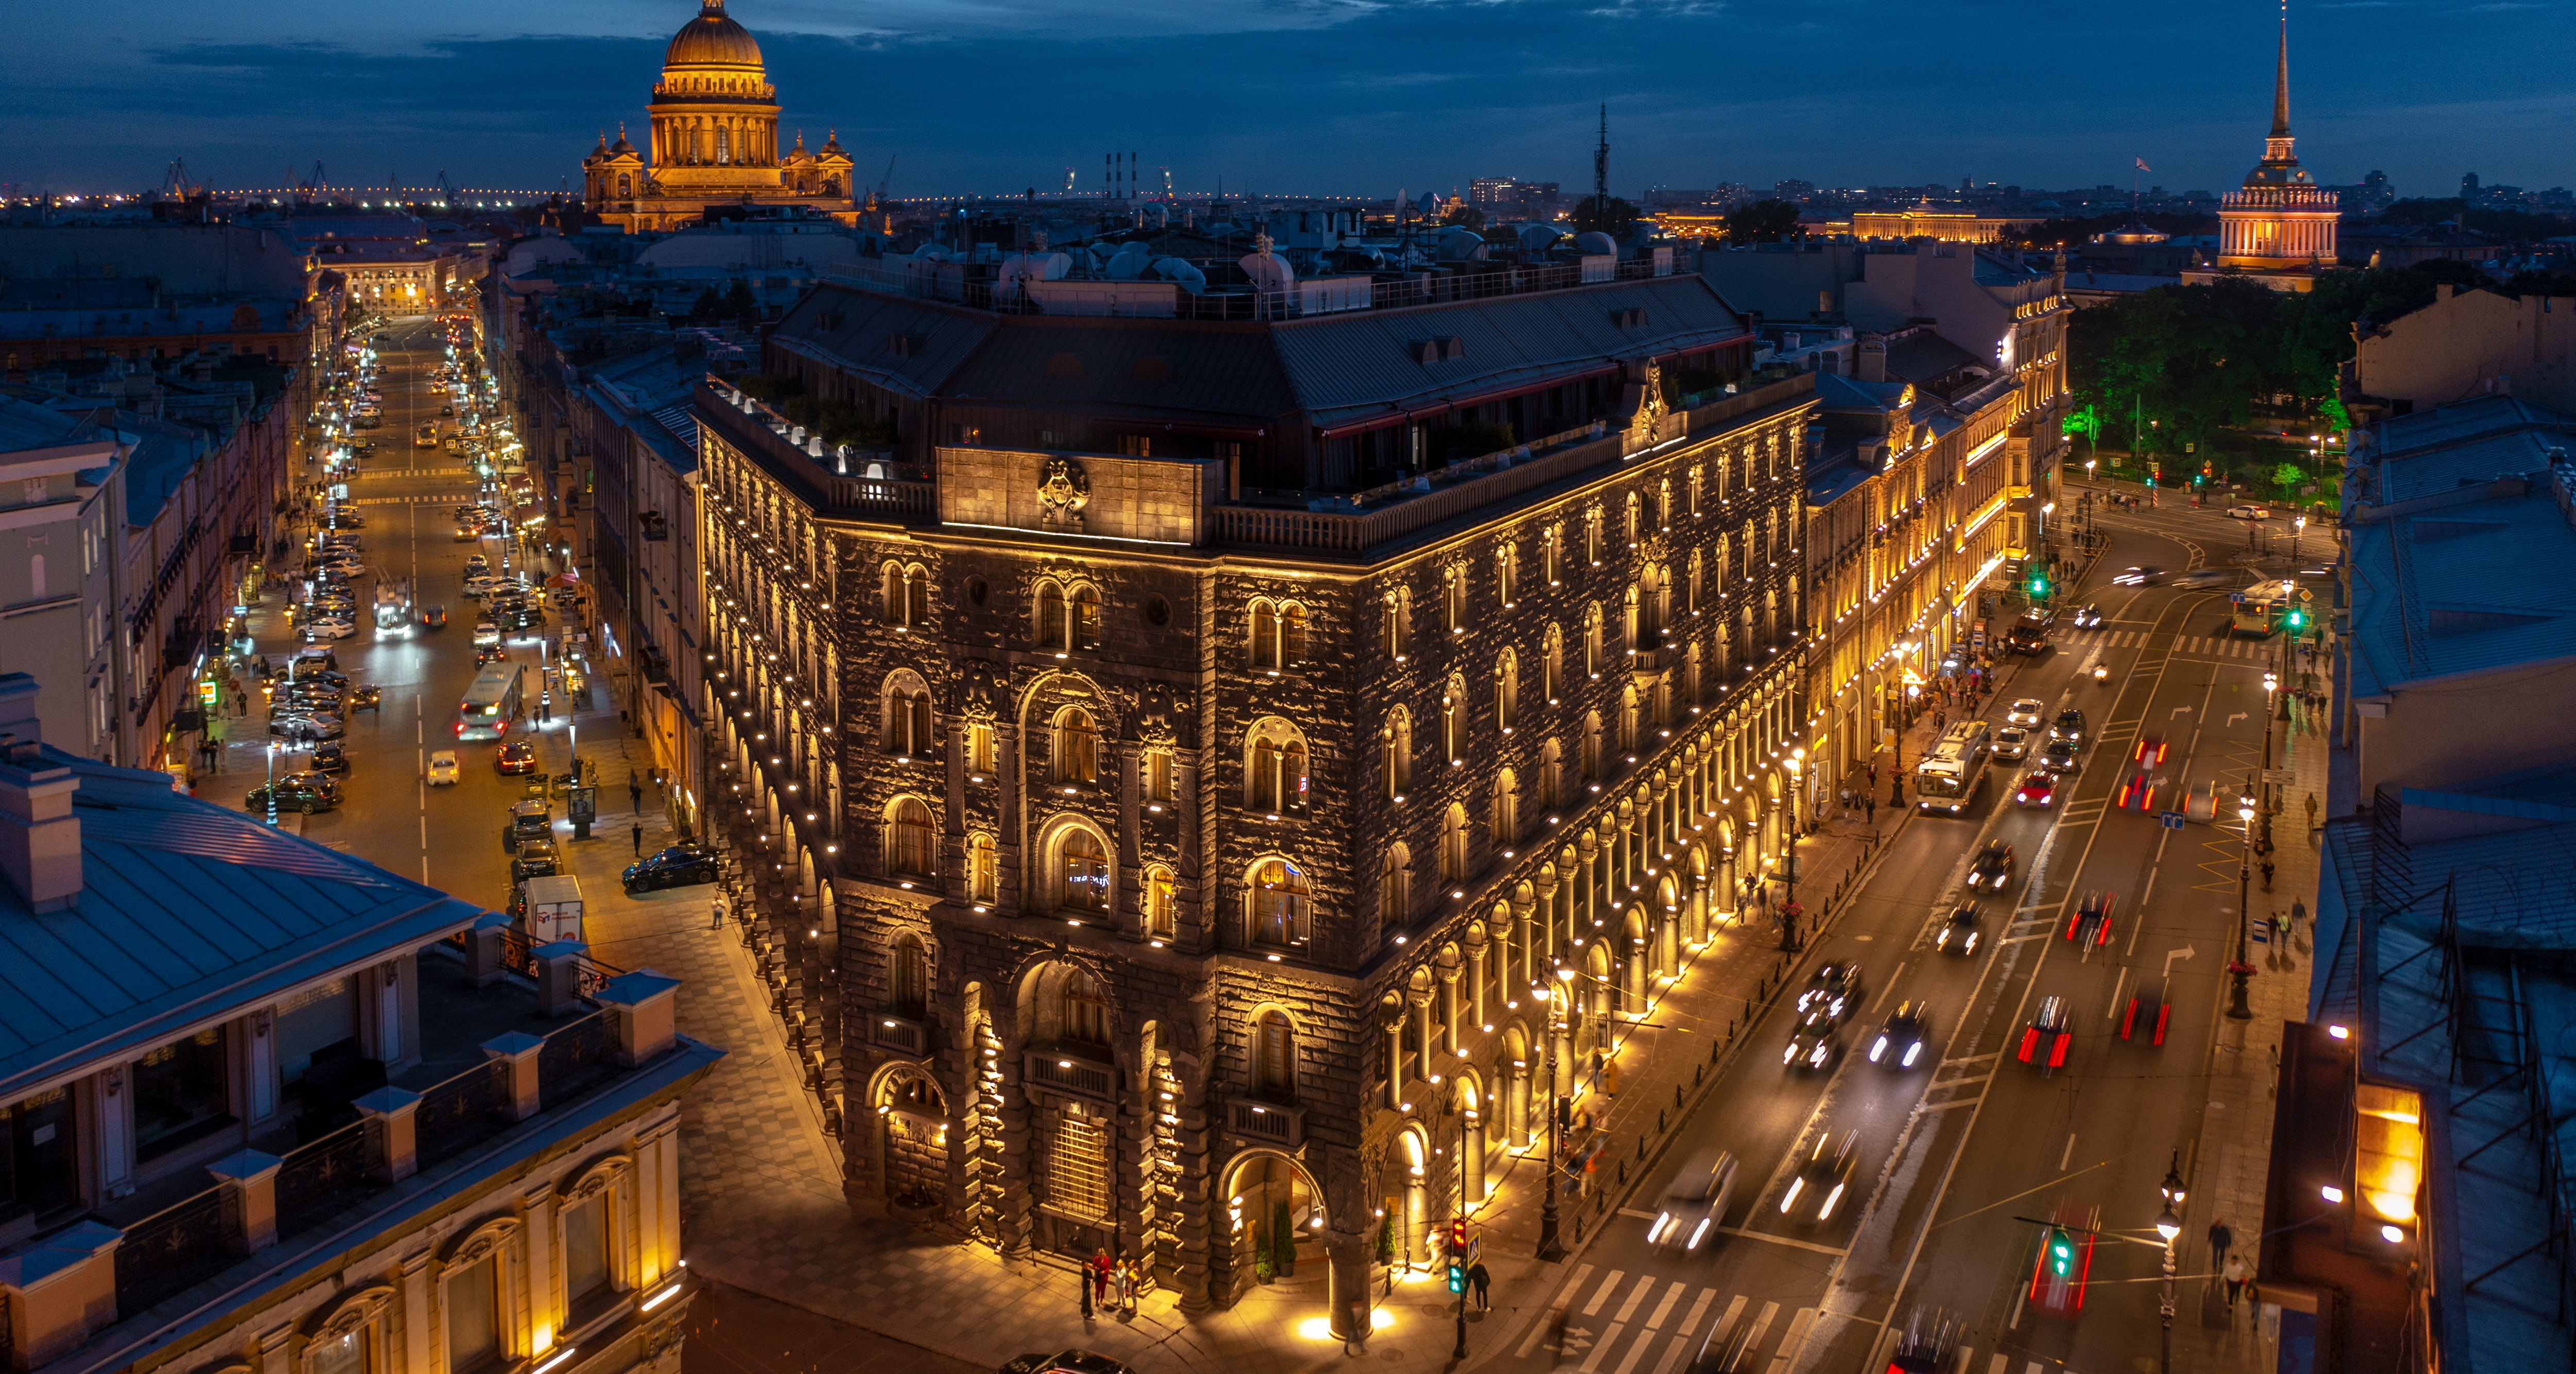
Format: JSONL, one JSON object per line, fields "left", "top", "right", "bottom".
{"left": 1, "top": 0, "right": 2566, "bottom": 198}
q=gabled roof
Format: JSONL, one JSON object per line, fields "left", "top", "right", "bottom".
{"left": 1880, "top": 331, "right": 1985, "bottom": 387}
{"left": 769, "top": 286, "right": 998, "bottom": 401}
{"left": 0, "top": 752, "right": 487, "bottom": 1101}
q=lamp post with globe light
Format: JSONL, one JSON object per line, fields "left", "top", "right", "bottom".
{"left": 2155, "top": 1156, "right": 2187, "bottom": 1374}
{"left": 2229, "top": 784, "right": 2258, "bottom": 1018}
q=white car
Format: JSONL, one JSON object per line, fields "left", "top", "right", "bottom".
{"left": 2005, "top": 698, "right": 2046, "bottom": 728}
{"left": 305, "top": 616, "right": 357, "bottom": 641}
{"left": 427, "top": 749, "right": 460, "bottom": 786}
{"left": 2226, "top": 505, "right": 2271, "bottom": 520}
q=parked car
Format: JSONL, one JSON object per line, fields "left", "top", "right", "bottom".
{"left": 623, "top": 844, "right": 720, "bottom": 893}
{"left": 268, "top": 711, "right": 345, "bottom": 741}
{"left": 510, "top": 837, "right": 562, "bottom": 883}
{"left": 308, "top": 740, "right": 350, "bottom": 775}
{"left": 495, "top": 740, "right": 539, "bottom": 775}
{"left": 427, "top": 749, "right": 461, "bottom": 785}
{"left": 346, "top": 685, "right": 383, "bottom": 713}
{"left": 1001, "top": 1352, "right": 1135, "bottom": 1374}
{"left": 246, "top": 772, "right": 341, "bottom": 814}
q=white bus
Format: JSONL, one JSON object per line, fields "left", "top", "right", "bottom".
{"left": 456, "top": 662, "right": 523, "bottom": 742}
{"left": 1916, "top": 719, "right": 1993, "bottom": 815}
{"left": 2229, "top": 579, "right": 2302, "bottom": 637}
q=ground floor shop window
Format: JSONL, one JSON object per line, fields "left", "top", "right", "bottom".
{"left": 1039, "top": 1100, "right": 1112, "bottom": 1223}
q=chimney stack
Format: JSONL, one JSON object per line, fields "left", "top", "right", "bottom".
{"left": 0, "top": 675, "right": 81, "bottom": 913}
{"left": 1857, "top": 337, "right": 1888, "bottom": 384}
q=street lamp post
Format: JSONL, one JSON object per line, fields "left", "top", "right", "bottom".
{"left": 2228, "top": 783, "right": 2258, "bottom": 1018}
{"left": 1536, "top": 974, "right": 1571, "bottom": 1261}
{"left": 2155, "top": 1157, "right": 2187, "bottom": 1374}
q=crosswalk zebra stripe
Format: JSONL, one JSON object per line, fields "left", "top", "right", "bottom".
{"left": 1676, "top": 1288, "right": 1715, "bottom": 1337}
{"left": 1579, "top": 1322, "right": 1625, "bottom": 1373}
{"left": 1613, "top": 1275, "right": 1656, "bottom": 1323}
{"left": 1611, "top": 1323, "right": 1659, "bottom": 1374}
{"left": 1583, "top": 1269, "right": 1624, "bottom": 1316}
{"left": 1643, "top": 1280, "right": 1686, "bottom": 1330}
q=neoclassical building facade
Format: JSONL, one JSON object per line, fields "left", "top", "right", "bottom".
{"left": 581, "top": 1, "right": 857, "bottom": 232}
{"left": 2189, "top": 15, "right": 2337, "bottom": 292}
{"left": 687, "top": 270, "right": 1819, "bottom": 1328}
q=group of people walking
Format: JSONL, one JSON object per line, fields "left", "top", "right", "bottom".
{"left": 1080, "top": 1248, "right": 1147, "bottom": 1319}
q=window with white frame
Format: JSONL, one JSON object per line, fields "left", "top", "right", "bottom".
{"left": 1246, "top": 719, "right": 1311, "bottom": 813}
{"left": 1249, "top": 859, "right": 1311, "bottom": 948}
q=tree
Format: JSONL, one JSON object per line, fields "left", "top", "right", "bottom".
{"left": 1723, "top": 199, "right": 1802, "bottom": 244}
{"left": 1440, "top": 204, "right": 1487, "bottom": 230}
{"left": 2272, "top": 462, "right": 2305, "bottom": 494}
{"left": 1569, "top": 194, "right": 1640, "bottom": 236}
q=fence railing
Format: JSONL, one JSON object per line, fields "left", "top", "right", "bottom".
{"left": 820, "top": 252, "right": 1685, "bottom": 322}
{"left": 537, "top": 1011, "right": 621, "bottom": 1110}
{"left": 274, "top": 1122, "right": 372, "bottom": 1232}
{"left": 111, "top": 1184, "right": 236, "bottom": 1318}
{"left": 416, "top": 1059, "right": 512, "bottom": 1167}
{"left": 1025, "top": 1049, "right": 1115, "bottom": 1103}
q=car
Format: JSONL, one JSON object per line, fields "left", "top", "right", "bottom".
{"left": 346, "top": 685, "right": 383, "bottom": 713}
{"left": 465, "top": 555, "right": 489, "bottom": 575}
{"left": 2174, "top": 568, "right": 2232, "bottom": 590}
{"left": 1992, "top": 726, "right": 2031, "bottom": 762}
{"left": 1778, "top": 1130, "right": 1859, "bottom": 1225}
{"left": 999, "top": 1351, "right": 1134, "bottom": 1374}
{"left": 1936, "top": 903, "right": 1982, "bottom": 956}
{"left": 623, "top": 844, "right": 720, "bottom": 893}
{"left": 2116, "top": 735, "right": 2173, "bottom": 809}
{"left": 2112, "top": 565, "right": 2164, "bottom": 587}
{"left": 308, "top": 741, "right": 351, "bottom": 775}
{"left": 1870, "top": 1000, "right": 1933, "bottom": 1068}
{"left": 2064, "top": 890, "right": 2116, "bottom": 948}
{"left": 510, "top": 836, "right": 562, "bottom": 883}
{"left": 476, "top": 644, "right": 512, "bottom": 667}
{"left": 427, "top": 749, "right": 461, "bottom": 785}
{"left": 1649, "top": 1147, "right": 1739, "bottom": 1251}
{"left": 508, "top": 607, "right": 545, "bottom": 631}
{"left": 2070, "top": 604, "right": 2104, "bottom": 630}
{"left": 245, "top": 772, "right": 341, "bottom": 814}
{"left": 2013, "top": 768, "right": 2060, "bottom": 809}
{"left": 2005, "top": 698, "right": 2046, "bottom": 728}
{"left": 463, "top": 575, "right": 503, "bottom": 598}
{"left": 2131, "top": 734, "right": 2170, "bottom": 767}
{"left": 2121, "top": 977, "right": 2174, "bottom": 1045}
{"left": 495, "top": 741, "right": 539, "bottom": 775}
{"left": 2227, "top": 504, "right": 2270, "bottom": 520}
{"left": 505, "top": 799, "right": 553, "bottom": 848}
{"left": 268, "top": 711, "right": 345, "bottom": 741}
{"left": 2040, "top": 738, "right": 2082, "bottom": 773}
{"left": 305, "top": 617, "right": 357, "bottom": 641}
{"left": 2049, "top": 709, "right": 2086, "bottom": 744}
{"left": 1797, "top": 962, "right": 1865, "bottom": 1021}
{"left": 2018, "top": 995, "right": 2074, "bottom": 1071}
{"left": 439, "top": 403, "right": 454, "bottom": 416}
{"left": 472, "top": 619, "right": 501, "bottom": 647}
{"left": 1965, "top": 842, "right": 2016, "bottom": 892}
{"left": 1784, "top": 1008, "right": 1842, "bottom": 1071}
{"left": 421, "top": 604, "right": 448, "bottom": 629}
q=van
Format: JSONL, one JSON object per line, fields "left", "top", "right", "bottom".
{"left": 1649, "top": 1147, "right": 1739, "bottom": 1251}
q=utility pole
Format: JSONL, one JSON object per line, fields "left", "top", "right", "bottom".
{"left": 1537, "top": 979, "right": 1568, "bottom": 1261}
{"left": 1593, "top": 106, "right": 1610, "bottom": 219}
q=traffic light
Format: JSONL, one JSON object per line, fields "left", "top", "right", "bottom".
{"left": 2047, "top": 1226, "right": 2075, "bottom": 1278}
{"left": 2285, "top": 607, "right": 2307, "bottom": 632}
{"left": 1445, "top": 1217, "right": 1469, "bottom": 1293}
{"left": 2028, "top": 569, "right": 2050, "bottom": 600}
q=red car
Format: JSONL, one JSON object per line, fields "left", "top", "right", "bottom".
{"left": 495, "top": 741, "right": 539, "bottom": 775}
{"left": 2014, "top": 768, "right": 2059, "bottom": 809}
{"left": 2117, "top": 736, "right": 2172, "bottom": 810}
{"left": 2064, "top": 891, "right": 2116, "bottom": 948}
{"left": 2120, "top": 977, "right": 2173, "bottom": 1045}
{"left": 2018, "top": 995, "right": 2074, "bottom": 1070}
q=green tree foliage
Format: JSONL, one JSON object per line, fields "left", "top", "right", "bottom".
{"left": 1569, "top": 195, "right": 1641, "bottom": 236}
{"left": 2273, "top": 462, "right": 2306, "bottom": 493}
{"left": 1440, "top": 204, "right": 1487, "bottom": 230}
{"left": 2000, "top": 210, "right": 2216, "bottom": 248}
{"left": 2376, "top": 197, "right": 2575, "bottom": 243}
{"left": 1723, "top": 199, "right": 1803, "bottom": 244}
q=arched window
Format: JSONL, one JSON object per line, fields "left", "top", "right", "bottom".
{"left": 886, "top": 798, "right": 935, "bottom": 878}
{"left": 1539, "top": 738, "right": 1564, "bottom": 811}
{"left": 616, "top": 173, "right": 632, "bottom": 198}
{"left": 1249, "top": 600, "right": 1308, "bottom": 670}
{"left": 1585, "top": 507, "right": 1603, "bottom": 564}
{"left": 885, "top": 675, "right": 933, "bottom": 757}
{"left": 1495, "top": 649, "right": 1519, "bottom": 732}
{"left": 1689, "top": 465, "right": 1704, "bottom": 516}
{"left": 1543, "top": 624, "right": 1563, "bottom": 701}
{"left": 1281, "top": 602, "right": 1308, "bottom": 665}
{"left": 1143, "top": 866, "right": 1176, "bottom": 940}
{"left": 1053, "top": 706, "right": 1098, "bottom": 784}
{"left": 1069, "top": 584, "right": 1101, "bottom": 651}
{"left": 1382, "top": 708, "right": 1412, "bottom": 799}
{"left": 1253, "top": 1011, "right": 1295, "bottom": 1099}
{"left": 1380, "top": 845, "right": 1411, "bottom": 928}
{"left": 1583, "top": 605, "right": 1603, "bottom": 677}
{"left": 1443, "top": 565, "right": 1466, "bottom": 633}
{"left": 1493, "top": 768, "right": 1520, "bottom": 845}
{"left": 1057, "top": 968, "right": 1110, "bottom": 1047}
{"left": 1495, "top": 542, "right": 1516, "bottom": 607}
{"left": 1542, "top": 524, "right": 1563, "bottom": 584}
{"left": 1621, "top": 585, "right": 1641, "bottom": 652}
{"left": 1440, "top": 803, "right": 1471, "bottom": 882}
{"left": 1582, "top": 711, "right": 1603, "bottom": 780}
{"left": 1035, "top": 581, "right": 1066, "bottom": 649}
{"left": 1657, "top": 478, "right": 1673, "bottom": 528}
{"left": 1382, "top": 588, "right": 1411, "bottom": 659}
{"left": 1441, "top": 680, "right": 1464, "bottom": 763}
{"left": 966, "top": 832, "right": 997, "bottom": 904}
{"left": 1250, "top": 860, "right": 1310, "bottom": 948}
{"left": 1247, "top": 720, "right": 1309, "bottom": 813}
{"left": 1619, "top": 685, "right": 1640, "bottom": 751}
{"left": 1249, "top": 599, "right": 1278, "bottom": 668}
{"left": 904, "top": 565, "right": 929, "bottom": 626}
{"left": 1060, "top": 829, "right": 1109, "bottom": 912}
{"left": 1687, "top": 550, "right": 1703, "bottom": 614}
{"left": 891, "top": 936, "right": 928, "bottom": 1019}
{"left": 1624, "top": 491, "right": 1641, "bottom": 545}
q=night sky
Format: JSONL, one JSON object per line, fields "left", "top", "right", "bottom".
{"left": 6, "top": 0, "right": 2569, "bottom": 201}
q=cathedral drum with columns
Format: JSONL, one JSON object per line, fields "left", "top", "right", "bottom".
{"left": 583, "top": 1, "right": 858, "bottom": 231}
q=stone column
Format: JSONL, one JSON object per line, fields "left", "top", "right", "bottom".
{"left": 1465, "top": 935, "right": 1489, "bottom": 1034}
{"left": 1462, "top": 1111, "right": 1486, "bottom": 1206}
{"left": 1324, "top": 1233, "right": 1371, "bottom": 1341}
{"left": 1436, "top": 965, "right": 1461, "bottom": 1056}
{"left": 483, "top": 1032, "right": 545, "bottom": 1121}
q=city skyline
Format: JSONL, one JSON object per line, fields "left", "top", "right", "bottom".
{"left": 6, "top": 0, "right": 2569, "bottom": 202}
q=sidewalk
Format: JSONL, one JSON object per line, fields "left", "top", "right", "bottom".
{"left": 2166, "top": 694, "right": 2324, "bottom": 1371}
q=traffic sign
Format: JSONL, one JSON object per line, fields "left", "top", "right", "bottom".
{"left": 2261, "top": 767, "right": 2294, "bottom": 785}
{"left": 2158, "top": 811, "right": 2185, "bottom": 830}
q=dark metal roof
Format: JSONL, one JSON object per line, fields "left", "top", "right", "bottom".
{"left": 770, "top": 286, "right": 997, "bottom": 400}
{"left": 943, "top": 317, "right": 1298, "bottom": 425}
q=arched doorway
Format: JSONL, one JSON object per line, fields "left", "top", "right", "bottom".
{"left": 1384, "top": 1127, "right": 1431, "bottom": 1267}
{"left": 1655, "top": 874, "right": 1682, "bottom": 974}
{"left": 1621, "top": 908, "right": 1649, "bottom": 1014}
{"left": 1224, "top": 1150, "right": 1321, "bottom": 1282}
{"left": 1501, "top": 1024, "right": 1534, "bottom": 1149}
{"left": 873, "top": 1067, "right": 949, "bottom": 1210}
{"left": 1454, "top": 1071, "right": 1489, "bottom": 1207}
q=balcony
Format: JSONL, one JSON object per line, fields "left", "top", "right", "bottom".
{"left": 694, "top": 382, "right": 936, "bottom": 520}
{"left": 1025, "top": 1049, "right": 1116, "bottom": 1104}
{"left": 870, "top": 1012, "right": 927, "bottom": 1057}
{"left": 1227, "top": 1099, "right": 1307, "bottom": 1149}
{"left": 3, "top": 932, "right": 713, "bottom": 1374}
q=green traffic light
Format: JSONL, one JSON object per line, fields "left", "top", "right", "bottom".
{"left": 1447, "top": 1265, "right": 1466, "bottom": 1294}
{"left": 2048, "top": 1229, "right": 2074, "bottom": 1277}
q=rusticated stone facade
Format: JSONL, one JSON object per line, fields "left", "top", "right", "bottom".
{"left": 691, "top": 273, "right": 1819, "bottom": 1330}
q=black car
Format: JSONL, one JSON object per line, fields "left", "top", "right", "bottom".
{"left": 2040, "top": 737, "right": 2082, "bottom": 774}
{"left": 1936, "top": 903, "right": 1982, "bottom": 956}
{"left": 1784, "top": 1008, "right": 1841, "bottom": 1072}
{"left": 1001, "top": 1353, "right": 1134, "bottom": 1374}
{"left": 1779, "top": 1130, "right": 1859, "bottom": 1225}
{"left": 246, "top": 772, "right": 340, "bottom": 814}
{"left": 1965, "top": 843, "right": 2016, "bottom": 894}
{"left": 1797, "top": 962, "right": 1865, "bottom": 1021}
{"left": 504, "top": 800, "right": 552, "bottom": 851}
{"left": 2064, "top": 890, "right": 2117, "bottom": 948}
{"left": 2070, "top": 604, "right": 2104, "bottom": 630}
{"left": 309, "top": 740, "right": 350, "bottom": 775}
{"left": 2112, "top": 565, "right": 2165, "bottom": 587}
{"left": 1869, "top": 1000, "right": 1933, "bottom": 1069}
{"left": 2019, "top": 995, "right": 2073, "bottom": 1071}
{"left": 624, "top": 844, "right": 719, "bottom": 893}
{"left": 510, "top": 837, "right": 562, "bottom": 883}
{"left": 2049, "top": 708, "right": 2087, "bottom": 744}
{"left": 2121, "top": 977, "right": 2173, "bottom": 1045}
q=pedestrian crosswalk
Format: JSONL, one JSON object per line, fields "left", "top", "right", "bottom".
{"left": 1523, "top": 1266, "right": 1816, "bottom": 1374}
{"left": 2081, "top": 629, "right": 2286, "bottom": 660}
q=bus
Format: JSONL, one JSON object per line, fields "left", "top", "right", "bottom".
{"left": 416, "top": 422, "right": 438, "bottom": 448}
{"left": 2229, "top": 579, "right": 2302, "bottom": 636}
{"left": 457, "top": 662, "right": 523, "bottom": 741}
{"left": 1916, "top": 720, "right": 1993, "bottom": 815}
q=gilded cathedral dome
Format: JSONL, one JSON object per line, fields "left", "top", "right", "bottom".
{"left": 664, "top": 0, "right": 764, "bottom": 71}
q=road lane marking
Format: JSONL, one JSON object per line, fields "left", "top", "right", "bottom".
{"left": 1609, "top": 1325, "right": 1657, "bottom": 1374}
{"left": 1708, "top": 1295, "right": 1745, "bottom": 1346}
{"left": 1583, "top": 1268, "right": 1624, "bottom": 1316}
{"left": 1870, "top": 963, "right": 1906, "bottom": 1013}
{"left": 1761, "top": 1307, "right": 1817, "bottom": 1374}
{"left": 1740, "top": 1303, "right": 1777, "bottom": 1362}
{"left": 1705, "top": 1227, "right": 1847, "bottom": 1257}
{"left": 2060, "top": 1132, "right": 2077, "bottom": 1170}
{"left": 1676, "top": 1288, "right": 1715, "bottom": 1337}
{"left": 1578, "top": 1322, "right": 1624, "bottom": 1373}
{"left": 2107, "top": 966, "right": 2131, "bottom": 1019}
{"left": 1612, "top": 1274, "right": 1655, "bottom": 1323}
{"left": 1647, "top": 1330, "right": 1692, "bottom": 1374}
{"left": 1643, "top": 1280, "right": 1684, "bottom": 1330}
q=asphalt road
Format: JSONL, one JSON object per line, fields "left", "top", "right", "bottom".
{"left": 1481, "top": 497, "right": 2315, "bottom": 1374}
{"left": 207, "top": 316, "right": 564, "bottom": 913}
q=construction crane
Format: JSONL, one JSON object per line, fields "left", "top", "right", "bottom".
{"left": 161, "top": 158, "right": 203, "bottom": 199}
{"left": 878, "top": 155, "right": 897, "bottom": 204}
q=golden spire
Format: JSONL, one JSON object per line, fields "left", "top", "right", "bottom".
{"left": 2270, "top": 2, "right": 2292, "bottom": 140}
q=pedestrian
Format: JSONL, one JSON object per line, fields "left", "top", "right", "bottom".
{"left": 2223, "top": 1252, "right": 2251, "bottom": 1310}
{"left": 1467, "top": 1261, "right": 1492, "bottom": 1311}
{"left": 1934, "top": 708, "right": 1946, "bottom": 731}
{"left": 631, "top": 820, "right": 645, "bottom": 856}
{"left": 709, "top": 895, "right": 727, "bottom": 930}
{"left": 2207, "top": 1216, "right": 2234, "bottom": 1272}
{"left": 2292, "top": 897, "right": 2307, "bottom": 927}
{"left": 1113, "top": 1256, "right": 1136, "bottom": 1317}
{"left": 1078, "top": 1260, "right": 1094, "bottom": 1320}
{"left": 1865, "top": 796, "right": 1877, "bottom": 825}
{"left": 2304, "top": 792, "right": 2319, "bottom": 829}
{"left": 628, "top": 768, "right": 643, "bottom": 814}
{"left": 2276, "top": 908, "right": 2293, "bottom": 947}
{"left": 2261, "top": 858, "right": 2276, "bottom": 891}
{"left": 1089, "top": 1248, "right": 1114, "bottom": 1308}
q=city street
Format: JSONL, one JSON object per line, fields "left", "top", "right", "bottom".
{"left": 1472, "top": 493, "right": 2318, "bottom": 1374}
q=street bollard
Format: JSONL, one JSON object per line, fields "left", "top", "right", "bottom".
{"left": 1658, "top": 1108, "right": 1668, "bottom": 1133}
{"left": 1675, "top": 1084, "right": 1685, "bottom": 1109}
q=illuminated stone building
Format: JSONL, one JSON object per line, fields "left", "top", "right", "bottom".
{"left": 687, "top": 269, "right": 1819, "bottom": 1327}
{"left": 2187, "top": 16, "right": 2337, "bottom": 292}
{"left": 1848, "top": 204, "right": 2044, "bottom": 245}
{"left": 582, "top": 2, "right": 857, "bottom": 233}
